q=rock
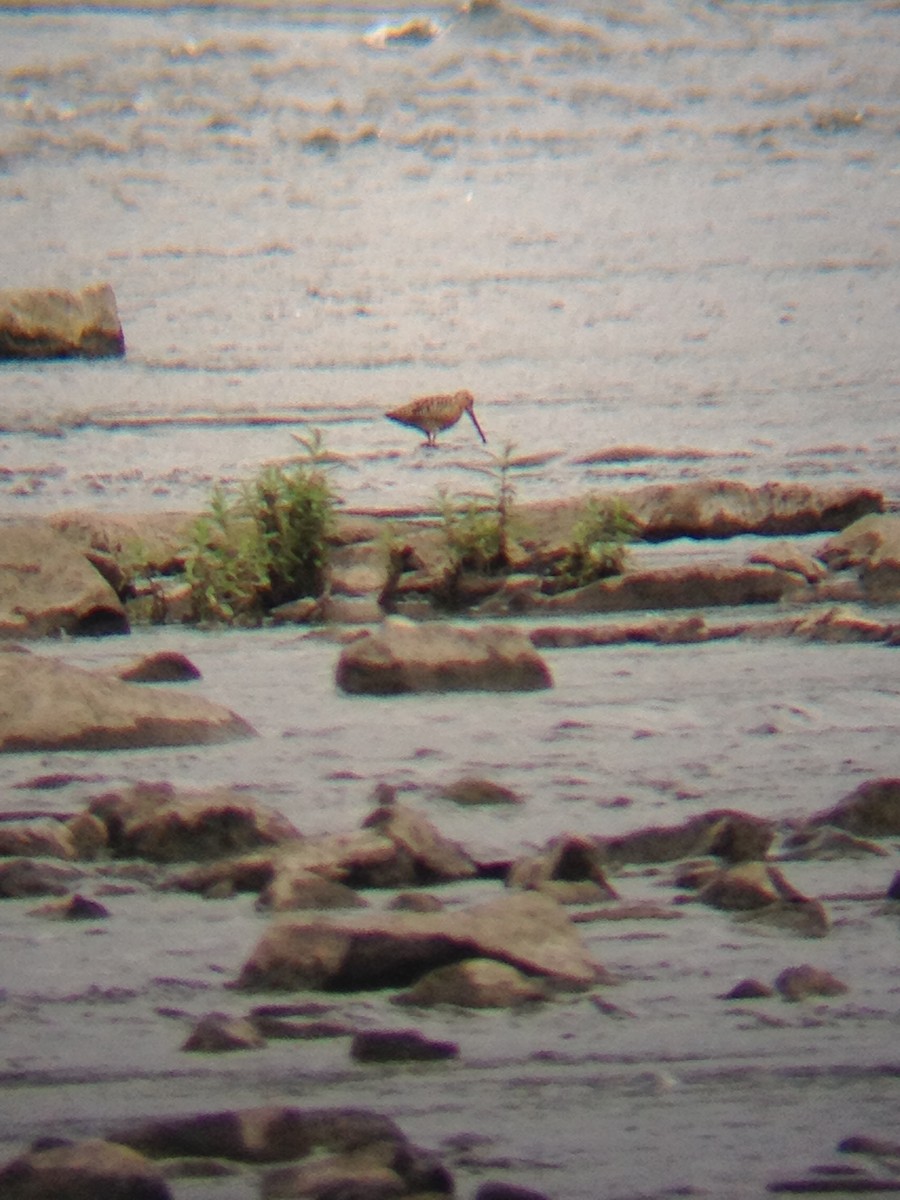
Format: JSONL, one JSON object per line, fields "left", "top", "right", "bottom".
{"left": 0, "top": 283, "right": 125, "bottom": 360}
{"left": 0, "top": 857, "right": 82, "bottom": 898}
{"left": 0, "top": 817, "right": 78, "bottom": 860}
{"left": 747, "top": 541, "right": 827, "bottom": 583}
{"left": 350, "top": 1029, "right": 459, "bottom": 1062}
{"left": 0, "top": 1138, "right": 171, "bottom": 1199}
{"left": 49, "top": 510, "right": 193, "bottom": 578}
{"left": 887, "top": 872, "right": 900, "bottom": 902}
{"left": 792, "top": 606, "right": 896, "bottom": 643}
{"left": 0, "top": 650, "right": 255, "bottom": 753}
{"left": 530, "top": 614, "right": 713, "bottom": 647}
{"left": 780, "top": 827, "right": 888, "bottom": 861}
{"left": 112, "top": 1106, "right": 406, "bottom": 1164}
{"left": 698, "top": 864, "right": 831, "bottom": 936}
{"left": 774, "top": 965, "right": 849, "bottom": 1002}
{"left": 65, "top": 811, "right": 109, "bottom": 859}
{"left": 29, "top": 893, "right": 110, "bottom": 920}
{"left": 0, "top": 523, "right": 128, "bottom": 639}
{"left": 335, "top": 619, "right": 553, "bottom": 694}
{"left": 361, "top": 801, "right": 478, "bottom": 884}
{"left": 388, "top": 892, "right": 445, "bottom": 913}
{"left": 394, "top": 958, "right": 548, "bottom": 1008}
{"left": 476, "top": 1185, "right": 553, "bottom": 1200}
{"left": 541, "top": 562, "right": 803, "bottom": 614}
{"left": 819, "top": 513, "right": 900, "bottom": 601}
{"left": 116, "top": 652, "right": 202, "bottom": 683}
{"left": 507, "top": 835, "right": 618, "bottom": 901}
{"left": 807, "top": 779, "right": 900, "bottom": 838}
{"left": 182, "top": 1012, "right": 267, "bottom": 1052}
{"left": 236, "top": 891, "right": 600, "bottom": 993}
{"left": 88, "top": 782, "right": 300, "bottom": 863}
{"left": 249, "top": 1014, "right": 353, "bottom": 1041}
{"left": 257, "top": 869, "right": 368, "bottom": 913}
{"left": 721, "top": 978, "right": 776, "bottom": 1000}
{"left": 630, "top": 480, "right": 883, "bottom": 540}
{"left": 595, "top": 810, "right": 775, "bottom": 868}
{"left": 438, "top": 777, "right": 524, "bottom": 806}
{"left": 262, "top": 1139, "right": 453, "bottom": 1200}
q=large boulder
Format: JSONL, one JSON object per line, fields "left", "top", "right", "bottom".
{"left": 236, "top": 891, "right": 600, "bottom": 993}
{"left": 335, "top": 619, "right": 552, "bottom": 694}
{"left": 0, "top": 1138, "right": 171, "bottom": 1200}
{"left": 88, "top": 782, "right": 299, "bottom": 863}
{"left": 0, "top": 283, "right": 125, "bottom": 360}
{"left": 0, "top": 524, "right": 127, "bottom": 639}
{"left": 0, "top": 649, "right": 255, "bottom": 752}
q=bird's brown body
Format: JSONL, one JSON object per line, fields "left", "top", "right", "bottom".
{"left": 385, "top": 389, "right": 486, "bottom": 447}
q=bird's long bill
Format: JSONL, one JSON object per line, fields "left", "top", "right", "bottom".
{"left": 467, "top": 408, "right": 487, "bottom": 443}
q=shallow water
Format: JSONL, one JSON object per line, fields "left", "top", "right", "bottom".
{"left": 1, "top": 1, "right": 899, "bottom": 1196}
{"left": 0, "top": 0, "right": 898, "bottom": 515}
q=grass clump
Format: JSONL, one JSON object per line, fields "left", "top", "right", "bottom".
{"left": 554, "top": 495, "right": 639, "bottom": 588}
{"left": 184, "top": 430, "right": 336, "bottom": 625}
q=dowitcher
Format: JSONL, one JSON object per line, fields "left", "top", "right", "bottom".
{"left": 385, "top": 388, "right": 487, "bottom": 448}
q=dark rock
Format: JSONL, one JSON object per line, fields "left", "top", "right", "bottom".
{"left": 781, "top": 827, "right": 888, "bottom": 861}
{"left": 30, "top": 893, "right": 111, "bottom": 920}
{"left": 507, "top": 835, "right": 618, "bottom": 901}
{"left": 182, "top": 1012, "right": 267, "bottom": 1052}
{"left": 350, "top": 1029, "right": 459, "bottom": 1062}
{"left": 335, "top": 620, "right": 552, "bottom": 694}
{"left": 388, "top": 892, "right": 445, "bottom": 913}
{"left": 721, "top": 978, "right": 776, "bottom": 1000}
{"left": 887, "top": 872, "right": 900, "bottom": 902}
{"left": 0, "top": 1138, "right": 171, "bottom": 1200}
{"left": 476, "top": 1185, "right": 554, "bottom": 1200}
{"left": 0, "top": 283, "right": 125, "bottom": 360}
{"left": 774, "top": 965, "right": 849, "bottom": 1002}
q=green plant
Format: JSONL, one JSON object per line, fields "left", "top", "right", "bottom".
{"left": 555, "top": 495, "right": 638, "bottom": 588}
{"left": 183, "top": 429, "right": 336, "bottom": 625}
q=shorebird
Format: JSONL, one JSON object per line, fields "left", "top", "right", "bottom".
{"left": 385, "top": 389, "right": 487, "bottom": 448}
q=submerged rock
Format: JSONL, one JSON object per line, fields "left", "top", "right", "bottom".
{"left": 349, "top": 1029, "right": 459, "bottom": 1062}
{"left": 0, "top": 282, "right": 125, "bottom": 360}
{"left": 335, "top": 619, "right": 553, "bottom": 694}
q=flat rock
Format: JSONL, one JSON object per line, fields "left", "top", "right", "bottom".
{"left": 236, "top": 891, "right": 600, "bottom": 993}
{"left": 335, "top": 619, "right": 552, "bottom": 694}
{"left": 0, "top": 523, "right": 127, "bottom": 639}
{"left": 819, "top": 513, "right": 900, "bottom": 600}
{"left": 0, "top": 282, "right": 125, "bottom": 360}
{"left": 0, "top": 651, "right": 256, "bottom": 753}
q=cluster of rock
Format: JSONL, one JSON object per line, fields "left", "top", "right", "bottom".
{"left": 1, "top": 482, "right": 897, "bottom": 648}
{"left": 1, "top": 774, "right": 898, "bottom": 1197}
